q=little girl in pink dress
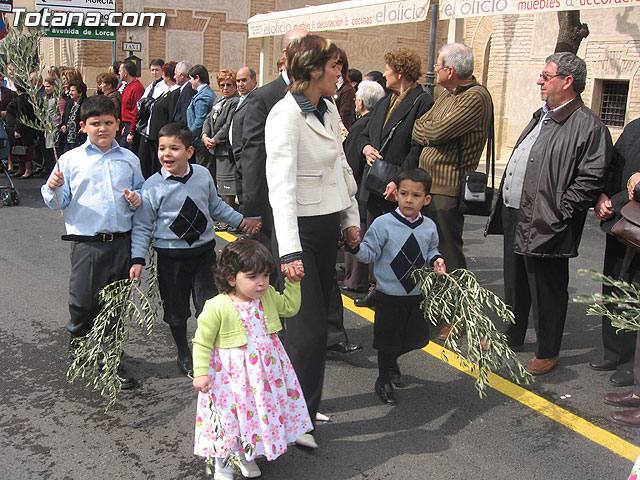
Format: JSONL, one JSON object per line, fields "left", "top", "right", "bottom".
{"left": 192, "top": 239, "right": 312, "bottom": 480}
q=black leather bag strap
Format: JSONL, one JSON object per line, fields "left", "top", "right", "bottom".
{"left": 379, "top": 92, "right": 427, "bottom": 156}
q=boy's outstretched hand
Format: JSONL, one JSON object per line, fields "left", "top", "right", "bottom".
{"left": 193, "top": 375, "right": 211, "bottom": 393}
{"left": 129, "top": 264, "right": 143, "bottom": 281}
{"left": 433, "top": 258, "right": 446, "bottom": 275}
{"left": 239, "top": 218, "right": 262, "bottom": 236}
{"left": 124, "top": 189, "right": 141, "bottom": 207}
{"left": 47, "top": 170, "right": 64, "bottom": 190}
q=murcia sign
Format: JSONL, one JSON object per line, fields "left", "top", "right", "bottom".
{"left": 35, "top": 0, "right": 116, "bottom": 13}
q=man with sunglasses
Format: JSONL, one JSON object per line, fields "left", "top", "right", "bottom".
{"left": 486, "top": 52, "right": 613, "bottom": 375}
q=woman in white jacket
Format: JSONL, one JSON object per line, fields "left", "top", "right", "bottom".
{"left": 265, "top": 34, "right": 360, "bottom": 447}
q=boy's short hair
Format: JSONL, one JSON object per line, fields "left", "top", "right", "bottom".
{"left": 187, "top": 64, "right": 209, "bottom": 85}
{"left": 158, "top": 122, "right": 193, "bottom": 148}
{"left": 149, "top": 58, "right": 164, "bottom": 68}
{"left": 214, "top": 239, "right": 275, "bottom": 293}
{"left": 121, "top": 61, "right": 137, "bottom": 77}
{"left": 80, "top": 95, "right": 118, "bottom": 122}
{"left": 397, "top": 168, "right": 432, "bottom": 194}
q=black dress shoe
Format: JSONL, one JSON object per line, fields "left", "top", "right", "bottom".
{"left": 610, "top": 369, "right": 634, "bottom": 387}
{"left": 177, "top": 355, "right": 194, "bottom": 377}
{"left": 340, "top": 285, "right": 368, "bottom": 294}
{"left": 375, "top": 379, "right": 397, "bottom": 405}
{"left": 354, "top": 290, "right": 375, "bottom": 308}
{"left": 117, "top": 367, "right": 140, "bottom": 390}
{"left": 389, "top": 362, "right": 405, "bottom": 388}
{"left": 589, "top": 359, "right": 618, "bottom": 371}
{"left": 327, "top": 341, "right": 363, "bottom": 355}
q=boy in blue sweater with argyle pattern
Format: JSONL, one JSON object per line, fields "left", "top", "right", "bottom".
{"left": 130, "top": 123, "right": 261, "bottom": 377}
{"left": 348, "top": 168, "right": 446, "bottom": 406}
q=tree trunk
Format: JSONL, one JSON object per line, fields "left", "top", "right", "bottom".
{"left": 555, "top": 10, "right": 589, "bottom": 54}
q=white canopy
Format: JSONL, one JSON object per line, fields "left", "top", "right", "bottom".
{"left": 248, "top": 0, "right": 430, "bottom": 38}
{"left": 248, "top": 0, "right": 431, "bottom": 84}
{"left": 439, "top": 0, "right": 637, "bottom": 19}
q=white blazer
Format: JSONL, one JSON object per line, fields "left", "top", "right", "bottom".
{"left": 266, "top": 92, "right": 359, "bottom": 257}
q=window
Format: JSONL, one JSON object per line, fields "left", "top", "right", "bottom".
{"left": 600, "top": 80, "right": 629, "bottom": 127}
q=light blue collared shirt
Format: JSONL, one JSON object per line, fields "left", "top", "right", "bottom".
{"left": 41, "top": 139, "right": 145, "bottom": 235}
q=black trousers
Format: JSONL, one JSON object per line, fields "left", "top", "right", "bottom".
{"left": 67, "top": 234, "right": 131, "bottom": 337}
{"left": 326, "top": 275, "right": 349, "bottom": 346}
{"left": 281, "top": 213, "right": 339, "bottom": 426}
{"left": 502, "top": 206, "right": 569, "bottom": 359}
{"left": 601, "top": 234, "right": 638, "bottom": 369}
{"left": 424, "top": 194, "right": 466, "bottom": 271}
{"left": 156, "top": 249, "right": 218, "bottom": 327}
{"left": 138, "top": 136, "right": 158, "bottom": 179}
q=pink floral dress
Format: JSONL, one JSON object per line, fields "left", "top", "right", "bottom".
{"left": 194, "top": 299, "right": 312, "bottom": 461}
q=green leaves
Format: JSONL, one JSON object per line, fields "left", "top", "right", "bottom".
{"left": 575, "top": 269, "right": 640, "bottom": 332}
{"left": 66, "top": 254, "right": 161, "bottom": 411}
{"left": 415, "top": 267, "right": 533, "bottom": 397}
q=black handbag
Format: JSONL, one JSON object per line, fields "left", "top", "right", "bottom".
{"left": 364, "top": 93, "right": 427, "bottom": 197}
{"left": 458, "top": 105, "right": 495, "bottom": 216}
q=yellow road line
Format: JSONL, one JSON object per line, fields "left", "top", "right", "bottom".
{"left": 215, "top": 231, "right": 238, "bottom": 243}
{"left": 342, "top": 295, "right": 640, "bottom": 462}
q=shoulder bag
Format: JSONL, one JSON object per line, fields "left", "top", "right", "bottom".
{"left": 458, "top": 98, "right": 495, "bottom": 216}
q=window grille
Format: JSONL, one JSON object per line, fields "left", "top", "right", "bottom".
{"left": 600, "top": 80, "right": 628, "bottom": 127}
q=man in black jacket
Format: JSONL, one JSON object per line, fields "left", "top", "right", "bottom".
{"left": 486, "top": 52, "right": 612, "bottom": 375}
{"left": 171, "top": 61, "right": 195, "bottom": 125}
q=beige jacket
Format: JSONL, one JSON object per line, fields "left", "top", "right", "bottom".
{"left": 265, "top": 92, "right": 359, "bottom": 257}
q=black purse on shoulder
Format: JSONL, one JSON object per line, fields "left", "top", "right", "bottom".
{"left": 458, "top": 105, "right": 495, "bottom": 217}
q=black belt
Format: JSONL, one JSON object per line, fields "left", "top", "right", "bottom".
{"left": 61, "top": 232, "right": 130, "bottom": 242}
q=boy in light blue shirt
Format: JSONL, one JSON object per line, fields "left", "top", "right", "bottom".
{"left": 41, "top": 95, "right": 144, "bottom": 389}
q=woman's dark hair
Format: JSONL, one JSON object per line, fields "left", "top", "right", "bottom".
{"left": 149, "top": 58, "right": 165, "bottom": 68}
{"left": 397, "top": 168, "right": 432, "bottom": 194}
{"left": 162, "top": 61, "right": 177, "bottom": 82}
{"left": 337, "top": 48, "right": 350, "bottom": 84}
{"left": 68, "top": 79, "right": 87, "bottom": 98}
{"left": 286, "top": 34, "right": 340, "bottom": 95}
{"left": 215, "top": 239, "right": 275, "bottom": 293}
{"left": 364, "top": 70, "right": 386, "bottom": 89}
{"left": 100, "top": 73, "right": 119, "bottom": 89}
{"left": 188, "top": 64, "right": 210, "bottom": 85}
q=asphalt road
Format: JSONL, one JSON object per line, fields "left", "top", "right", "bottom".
{"left": 1, "top": 176, "right": 637, "bottom": 479}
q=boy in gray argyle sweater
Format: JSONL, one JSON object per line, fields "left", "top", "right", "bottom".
{"left": 130, "top": 123, "right": 261, "bottom": 376}
{"left": 347, "top": 168, "right": 446, "bottom": 405}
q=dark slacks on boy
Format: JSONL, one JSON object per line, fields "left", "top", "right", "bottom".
{"left": 67, "top": 233, "right": 131, "bottom": 337}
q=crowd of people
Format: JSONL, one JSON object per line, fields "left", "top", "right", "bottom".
{"left": 3, "top": 25, "right": 634, "bottom": 479}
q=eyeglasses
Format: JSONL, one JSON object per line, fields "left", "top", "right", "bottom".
{"left": 219, "top": 83, "right": 234, "bottom": 87}
{"left": 539, "top": 72, "right": 567, "bottom": 81}
{"left": 434, "top": 64, "right": 450, "bottom": 71}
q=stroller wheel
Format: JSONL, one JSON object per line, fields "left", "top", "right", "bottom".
{"left": 2, "top": 190, "right": 10, "bottom": 206}
{"left": 10, "top": 189, "right": 19, "bottom": 205}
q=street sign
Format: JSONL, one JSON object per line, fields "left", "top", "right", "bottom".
{"left": 122, "top": 41, "right": 140, "bottom": 52}
{"left": 35, "top": 0, "right": 115, "bottom": 13}
{"left": 44, "top": 24, "right": 116, "bottom": 41}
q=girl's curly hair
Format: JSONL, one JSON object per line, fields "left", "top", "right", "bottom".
{"left": 214, "top": 239, "right": 275, "bottom": 293}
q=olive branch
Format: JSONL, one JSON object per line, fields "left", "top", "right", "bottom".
{"left": 200, "top": 393, "right": 256, "bottom": 476}
{"left": 415, "top": 267, "right": 533, "bottom": 397}
{"left": 2, "top": 23, "right": 65, "bottom": 211}
{"left": 574, "top": 268, "right": 640, "bottom": 332}
{"left": 66, "top": 255, "right": 162, "bottom": 411}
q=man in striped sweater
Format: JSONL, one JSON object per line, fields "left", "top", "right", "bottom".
{"left": 412, "top": 43, "right": 493, "bottom": 339}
